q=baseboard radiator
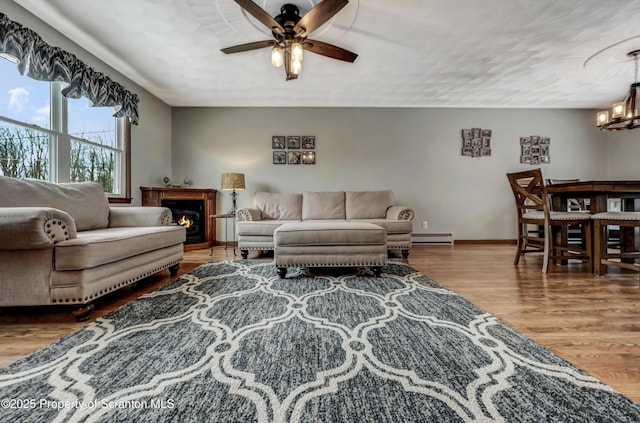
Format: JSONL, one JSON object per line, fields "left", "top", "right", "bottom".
{"left": 411, "top": 233, "right": 454, "bottom": 245}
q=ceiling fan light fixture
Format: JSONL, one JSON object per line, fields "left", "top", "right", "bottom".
{"left": 220, "top": 0, "right": 358, "bottom": 81}
{"left": 292, "top": 42, "right": 304, "bottom": 62}
{"left": 291, "top": 58, "right": 302, "bottom": 75}
{"left": 597, "top": 49, "right": 640, "bottom": 131}
{"left": 271, "top": 45, "right": 284, "bottom": 67}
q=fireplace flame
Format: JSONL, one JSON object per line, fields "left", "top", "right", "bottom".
{"left": 177, "top": 215, "right": 194, "bottom": 228}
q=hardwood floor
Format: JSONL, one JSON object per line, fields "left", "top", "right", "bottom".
{"left": 1, "top": 244, "right": 638, "bottom": 403}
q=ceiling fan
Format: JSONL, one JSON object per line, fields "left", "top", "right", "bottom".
{"left": 221, "top": 0, "right": 358, "bottom": 80}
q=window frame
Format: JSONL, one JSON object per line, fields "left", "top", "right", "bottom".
{"left": 0, "top": 55, "right": 131, "bottom": 203}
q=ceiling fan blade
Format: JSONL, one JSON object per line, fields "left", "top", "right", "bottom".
{"left": 221, "top": 40, "right": 276, "bottom": 54}
{"left": 303, "top": 39, "right": 358, "bottom": 62}
{"left": 294, "top": 0, "right": 348, "bottom": 37}
{"left": 233, "top": 0, "right": 285, "bottom": 34}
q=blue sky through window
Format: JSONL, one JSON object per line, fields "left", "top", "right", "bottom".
{"left": 1, "top": 56, "right": 115, "bottom": 146}
{"left": 0, "top": 56, "right": 50, "bottom": 129}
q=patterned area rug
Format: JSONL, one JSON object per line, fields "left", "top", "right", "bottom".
{"left": 1, "top": 260, "right": 639, "bottom": 422}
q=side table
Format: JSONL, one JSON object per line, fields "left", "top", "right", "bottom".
{"left": 210, "top": 213, "right": 236, "bottom": 256}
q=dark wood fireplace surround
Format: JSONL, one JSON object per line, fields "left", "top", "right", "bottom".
{"left": 141, "top": 187, "right": 216, "bottom": 251}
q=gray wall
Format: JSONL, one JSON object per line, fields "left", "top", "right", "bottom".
{"left": 606, "top": 130, "right": 640, "bottom": 179}
{"left": 10, "top": 3, "right": 635, "bottom": 240}
{"left": 3, "top": 3, "right": 173, "bottom": 205}
{"left": 172, "top": 107, "right": 607, "bottom": 240}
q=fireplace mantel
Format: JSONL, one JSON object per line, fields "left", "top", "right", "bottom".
{"left": 141, "top": 187, "right": 216, "bottom": 251}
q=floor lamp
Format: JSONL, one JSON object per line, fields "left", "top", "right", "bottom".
{"left": 221, "top": 173, "right": 245, "bottom": 215}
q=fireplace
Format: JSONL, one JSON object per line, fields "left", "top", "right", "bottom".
{"left": 141, "top": 186, "right": 216, "bottom": 251}
{"left": 162, "top": 199, "right": 205, "bottom": 244}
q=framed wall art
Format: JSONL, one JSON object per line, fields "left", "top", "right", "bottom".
{"left": 272, "top": 135, "right": 285, "bottom": 149}
{"left": 461, "top": 128, "right": 492, "bottom": 157}
{"left": 272, "top": 135, "right": 317, "bottom": 165}
{"left": 287, "top": 135, "right": 301, "bottom": 149}
{"left": 273, "top": 151, "right": 286, "bottom": 164}
{"left": 302, "top": 136, "right": 315, "bottom": 149}
{"left": 288, "top": 151, "right": 301, "bottom": 164}
{"left": 302, "top": 151, "right": 316, "bottom": 164}
{"left": 520, "top": 136, "right": 550, "bottom": 165}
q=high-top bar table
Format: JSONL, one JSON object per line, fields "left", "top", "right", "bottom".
{"left": 545, "top": 181, "right": 640, "bottom": 272}
{"left": 545, "top": 180, "right": 640, "bottom": 213}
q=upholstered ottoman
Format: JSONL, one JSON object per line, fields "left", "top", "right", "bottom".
{"left": 274, "top": 221, "right": 387, "bottom": 278}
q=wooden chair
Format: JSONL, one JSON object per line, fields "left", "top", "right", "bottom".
{"left": 591, "top": 212, "right": 640, "bottom": 275}
{"left": 546, "top": 179, "right": 588, "bottom": 212}
{"left": 507, "top": 169, "right": 593, "bottom": 273}
{"left": 547, "top": 179, "right": 589, "bottom": 246}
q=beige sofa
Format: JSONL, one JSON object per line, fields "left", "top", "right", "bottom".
{"left": 0, "top": 177, "right": 186, "bottom": 320}
{"left": 236, "top": 190, "right": 414, "bottom": 259}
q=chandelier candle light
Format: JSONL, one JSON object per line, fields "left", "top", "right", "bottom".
{"left": 596, "top": 50, "right": 640, "bottom": 131}
{"left": 221, "top": 173, "right": 245, "bottom": 215}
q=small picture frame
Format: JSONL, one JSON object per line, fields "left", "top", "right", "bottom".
{"left": 287, "top": 136, "right": 300, "bottom": 149}
{"left": 288, "top": 151, "right": 301, "bottom": 164}
{"left": 302, "top": 136, "right": 315, "bottom": 149}
{"left": 461, "top": 129, "right": 472, "bottom": 138}
{"left": 273, "top": 151, "right": 286, "bottom": 164}
{"left": 302, "top": 151, "right": 316, "bottom": 164}
{"left": 472, "top": 128, "right": 481, "bottom": 138}
{"left": 272, "top": 135, "right": 285, "bottom": 149}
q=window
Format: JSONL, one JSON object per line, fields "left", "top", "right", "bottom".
{"left": 0, "top": 54, "right": 131, "bottom": 200}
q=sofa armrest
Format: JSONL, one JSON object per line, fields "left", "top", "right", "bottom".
{"left": 237, "top": 207, "right": 262, "bottom": 221}
{"left": 0, "top": 207, "right": 77, "bottom": 250}
{"left": 108, "top": 207, "right": 173, "bottom": 227}
{"left": 386, "top": 206, "right": 415, "bottom": 221}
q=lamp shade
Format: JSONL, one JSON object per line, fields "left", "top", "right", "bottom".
{"left": 221, "top": 173, "right": 245, "bottom": 191}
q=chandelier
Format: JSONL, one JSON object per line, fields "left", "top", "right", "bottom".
{"left": 596, "top": 50, "right": 640, "bottom": 131}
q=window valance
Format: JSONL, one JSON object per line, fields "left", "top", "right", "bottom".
{"left": 0, "top": 13, "right": 139, "bottom": 125}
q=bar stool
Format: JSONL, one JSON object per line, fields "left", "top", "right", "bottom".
{"left": 507, "top": 169, "right": 593, "bottom": 273}
{"left": 591, "top": 211, "right": 640, "bottom": 275}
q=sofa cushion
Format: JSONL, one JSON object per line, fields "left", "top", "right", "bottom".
{"left": 0, "top": 177, "right": 109, "bottom": 231}
{"left": 302, "top": 191, "right": 345, "bottom": 220}
{"left": 274, "top": 221, "right": 386, "bottom": 246}
{"left": 345, "top": 190, "right": 394, "bottom": 219}
{"left": 237, "top": 220, "right": 299, "bottom": 236}
{"left": 54, "top": 226, "right": 185, "bottom": 270}
{"left": 253, "top": 192, "right": 302, "bottom": 220}
{"left": 353, "top": 219, "right": 413, "bottom": 234}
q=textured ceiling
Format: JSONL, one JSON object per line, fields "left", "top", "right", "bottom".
{"left": 13, "top": 0, "right": 640, "bottom": 109}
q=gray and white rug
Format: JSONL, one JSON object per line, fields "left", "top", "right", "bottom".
{"left": 1, "top": 260, "right": 638, "bottom": 422}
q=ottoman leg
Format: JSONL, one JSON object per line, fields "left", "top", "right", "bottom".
{"left": 372, "top": 266, "right": 383, "bottom": 277}
{"left": 277, "top": 267, "right": 287, "bottom": 279}
{"left": 241, "top": 250, "right": 248, "bottom": 260}
{"left": 401, "top": 249, "right": 410, "bottom": 259}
